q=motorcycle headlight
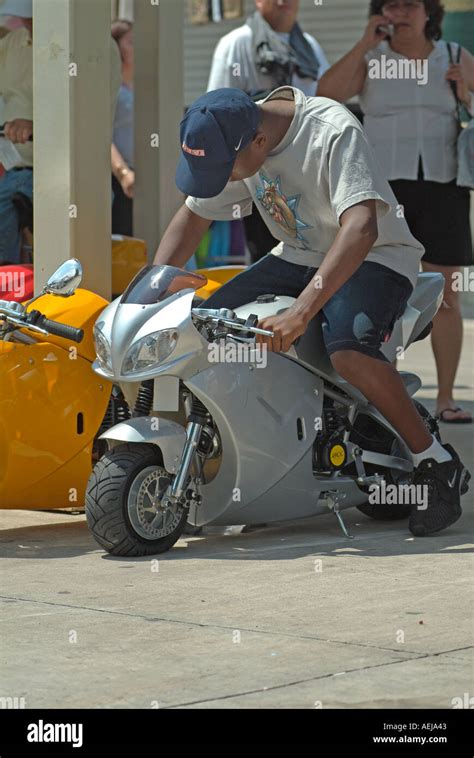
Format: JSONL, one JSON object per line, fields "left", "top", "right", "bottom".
{"left": 122, "top": 329, "right": 178, "bottom": 376}
{"left": 93, "top": 323, "right": 112, "bottom": 372}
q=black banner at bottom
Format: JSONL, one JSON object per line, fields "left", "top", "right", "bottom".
{"left": 0, "top": 707, "right": 472, "bottom": 755}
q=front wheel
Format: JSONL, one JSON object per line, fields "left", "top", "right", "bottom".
{"left": 85, "top": 443, "right": 187, "bottom": 556}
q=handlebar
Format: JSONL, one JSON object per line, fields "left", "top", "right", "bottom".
{"left": 192, "top": 308, "right": 274, "bottom": 338}
{"left": 36, "top": 317, "right": 84, "bottom": 343}
{"left": 28, "top": 312, "right": 84, "bottom": 343}
{"left": 0, "top": 304, "right": 84, "bottom": 343}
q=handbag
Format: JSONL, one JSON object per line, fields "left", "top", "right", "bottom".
{"left": 447, "top": 42, "right": 474, "bottom": 189}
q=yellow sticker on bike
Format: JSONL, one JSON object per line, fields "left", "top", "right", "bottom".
{"left": 329, "top": 444, "right": 346, "bottom": 467}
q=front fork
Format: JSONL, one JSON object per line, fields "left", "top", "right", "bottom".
{"left": 162, "top": 398, "right": 207, "bottom": 508}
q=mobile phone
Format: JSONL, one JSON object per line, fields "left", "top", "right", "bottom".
{"left": 376, "top": 23, "right": 394, "bottom": 38}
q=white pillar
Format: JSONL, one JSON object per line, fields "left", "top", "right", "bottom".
{"left": 33, "top": 0, "right": 113, "bottom": 299}
{"left": 133, "top": 0, "right": 184, "bottom": 261}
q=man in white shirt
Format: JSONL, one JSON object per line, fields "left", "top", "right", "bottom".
{"left": 208, "top": 0, "right": 329, "bottom": 97}
{"left": 207, "top": 0, "right": 330, "bottom": 262}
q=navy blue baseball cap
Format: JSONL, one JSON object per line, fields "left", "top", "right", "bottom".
{"left": 176, "top": 88, "right": 261, "bottom": 199}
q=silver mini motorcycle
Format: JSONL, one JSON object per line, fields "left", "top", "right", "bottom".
{"left": 85, "top": 264, "right": 451, "bottom": 555}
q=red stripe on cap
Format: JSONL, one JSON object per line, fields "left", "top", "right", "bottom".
{"left": 182, "top": 142, "right": 206, "bottom": 157}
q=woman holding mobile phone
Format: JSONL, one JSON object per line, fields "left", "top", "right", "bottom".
{"left": 318, "top": 0, "right": 474, "bottom": 424}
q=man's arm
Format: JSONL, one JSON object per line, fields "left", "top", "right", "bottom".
{"left": 292, "top": 200, "right": 378, "bottom": 317}
{"left": 257, "top": 201, "right": 378, "bottom": 352}
{"left": 153, "top": 204, "right": 212, "bottom": 268}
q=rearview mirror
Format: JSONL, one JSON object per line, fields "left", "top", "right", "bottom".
{"left": 43, "top": 259, "right": 82, "bottom": 297}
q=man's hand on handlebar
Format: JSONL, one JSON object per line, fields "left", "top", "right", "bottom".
{"left": 256, "top": 309, "right": 309, "bottom": 353}
{"left": 192, "top": 308, "right": 274, "bottom": 339}
{"left": 4, "top": 119, "right": 33, "bottom": 144}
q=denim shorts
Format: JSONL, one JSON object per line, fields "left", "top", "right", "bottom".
{"left": 205, "top": 255, "right": 414, "bottom": 362}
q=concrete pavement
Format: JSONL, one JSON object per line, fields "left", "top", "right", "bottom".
{"left": 1, "top": 323, "right": 472, "bottom": 709}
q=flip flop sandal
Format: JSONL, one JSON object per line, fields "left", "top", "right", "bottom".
{"left": 436, "top": 407, "right": 473, "bottom": 424}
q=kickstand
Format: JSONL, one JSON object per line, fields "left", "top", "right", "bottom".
{"left": 325, "top": 491, "right": 354, "bottom": 539}
{"left": 334, "top": 508, "right": 354, "bottom": 539}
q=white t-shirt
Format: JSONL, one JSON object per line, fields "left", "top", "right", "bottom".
{"left": 207, "top": 23, "right": 329, "bottom": 97}
{"left": 359, "top": 40, "right": 461, "bottom": 183}
{"left": 186, "top": 87, "right": 424, "bottom": 288}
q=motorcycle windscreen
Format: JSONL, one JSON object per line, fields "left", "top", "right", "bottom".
{"left": 120, "top": 265, "right": 207, "bottom": 305}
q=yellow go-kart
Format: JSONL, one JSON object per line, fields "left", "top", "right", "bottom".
{"left": 0, "top": 254, "right": 243, "bottom": 511}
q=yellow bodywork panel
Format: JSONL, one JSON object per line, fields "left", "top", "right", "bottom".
{"left": 195, "top": 265, "right": 245, "bottom": 299}
{"left": 24, "top": 288, "right": 109, "bottom": 363}
{"left": 0, "top": 289, "right": 112, "bottom": 509}
{"left": 0, "top": 342, "right": 110, "bottom": 509}
{"left": 112, "top": 236, "right": 148, "bottom": 296}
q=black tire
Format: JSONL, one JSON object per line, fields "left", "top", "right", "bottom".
{"left": 85, "top": 443, "right": 187, "bottom": 556}
{"left": 355, "top": 401, "right": 440, "bottom": 521}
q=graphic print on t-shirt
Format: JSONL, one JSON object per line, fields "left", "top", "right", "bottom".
{"left": 255, "top": 173, "right": 312, "bottom": 247}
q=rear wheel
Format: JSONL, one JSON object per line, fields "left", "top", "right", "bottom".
{"left": 85, "top": 443, "right": 187, "bottom": 555}
{"left": 354, "top": 401, "right": 440, "bottom": 521}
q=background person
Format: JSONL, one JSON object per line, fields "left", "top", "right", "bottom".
{"left": 207, "top": 0, "right": 330, "bottom": 263}
{"left": 0, "top": 0, "right": 122, "bottom": 265}
{"left": 111, "top": 18, "right": 134, "bottom": 237}
{"left": 0, "top": 0, "right": 32, "bottom": 265}
{"left": 317, "top": 0, "right": 474, "bottom": 424}
{"left": 207, "top": 0, "right": 329, "bottom": 97}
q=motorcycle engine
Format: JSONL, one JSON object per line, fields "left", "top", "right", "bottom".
{"left": 313, "top": 405, "right": 349, "bottom": 473}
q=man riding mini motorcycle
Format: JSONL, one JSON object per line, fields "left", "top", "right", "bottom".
{"left": 153, "top": 86, "right": 469, "bottom": 537}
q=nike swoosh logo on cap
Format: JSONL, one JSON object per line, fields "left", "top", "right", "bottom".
{"left": 234, "top": 135, "right": 244, "bottom": 151}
